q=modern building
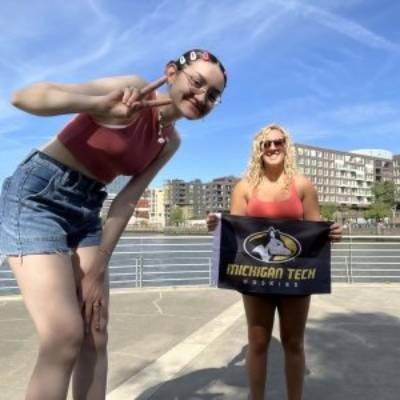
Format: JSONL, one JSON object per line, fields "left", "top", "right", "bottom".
{"left": 294, "top": 144, "right": 400, "bottom": 208}
{"left": 149, "top": 188, "right": 166, "bottom": 227}
{"left": 203, "top": 176, "right": 238, "bottom": 214}
{"left": 159, "top": 176, "right": 239, "bottom": 225}
{"left": 394, "top": 155, "right": 400, "bottom": 203}
{"left": 101, "top": 144, "right": 400, "bottom": 225}
{"left": 162, "top": 179, "right": 204, "bottom": 224}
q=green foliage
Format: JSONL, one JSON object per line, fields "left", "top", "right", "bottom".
{"left": 364, "top": 201, "right": 391, "bottom": 220}
{"left": 170, "top": 206, "right": 185, "bottom": 226}
{"left": 371, "top": 181, "right": 396, "bottom": 206}
{"left": 365, "top": 181, "right": 397, "bottom": 220}
{"left": 320, "top": 203, "right": 338, "bottom": 221}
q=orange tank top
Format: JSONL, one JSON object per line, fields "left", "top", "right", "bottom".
{"left": 246, "top": 181, "right": 304, "bottom": 220}
{"left": 57, "top": 93, "right": 174, "bottom": 183}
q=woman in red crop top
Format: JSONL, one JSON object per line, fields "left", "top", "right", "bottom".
{"left": 0, "top": 49, "right": 227, "bottom": 400}
{"left": 208, "top": 124, "right": 342, "bottom": 400}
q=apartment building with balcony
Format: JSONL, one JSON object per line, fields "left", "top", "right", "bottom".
{"left": 203, "top": 176, "right": 239, "bottom": 214}
{"left": 294, "top": 144, "right": 399, "bottom": 208}
{"left": 101, "top": 145, "right": 399, "bottom": 225}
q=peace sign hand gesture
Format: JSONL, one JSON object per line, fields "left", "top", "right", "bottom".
{"left": 91, "top": 76, "right": 172, "bottom": 126}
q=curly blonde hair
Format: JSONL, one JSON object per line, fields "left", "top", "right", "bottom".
{"left": 245, "top": 123, "right": 297, "bottom": 189}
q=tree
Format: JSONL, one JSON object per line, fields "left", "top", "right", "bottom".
{"left": 170, "top": 206, "right": 185, "bottom": 226}
{"left": 364, "top": 202, "right": 391, "bottom": 220}
{"left": 320, "top": 203, "right": 338, "bottom": 221}
{"left": 365, "top": 181, "right": 397, "bottom": 221}
{"left": 371, "top": 181, "right": 396, "bottom": 207}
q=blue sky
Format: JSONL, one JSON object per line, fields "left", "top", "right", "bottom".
{"left": 1, "top": 0, "right": 399, "bottom": 188}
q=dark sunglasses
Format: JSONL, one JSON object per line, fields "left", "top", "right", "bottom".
{"left": 260, "top": 138, "right": 286, "bottom": 150}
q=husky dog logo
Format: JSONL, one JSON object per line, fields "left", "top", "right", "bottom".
{"left": 243, "top": 227, "right": 301, "bottom": 263}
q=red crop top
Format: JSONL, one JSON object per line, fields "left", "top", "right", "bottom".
{"left": 246, "top": 181, "right": 304, "bottom": 220}
{"left": 57, "top": 95, "right": 174, "bottom": 183}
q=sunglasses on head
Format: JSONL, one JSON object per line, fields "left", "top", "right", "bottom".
{"left": 260, "top": 138, "right": 286, "bottom": 150}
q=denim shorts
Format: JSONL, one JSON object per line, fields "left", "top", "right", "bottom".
{"left": 0, "top": 150, "right": 107, "bottom": 257}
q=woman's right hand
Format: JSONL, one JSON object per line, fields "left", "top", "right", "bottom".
{"left": 206, "top": 213, "right": 220, "bottom": 232}
{"left": 80, "top": 267, "right": 107, "bottom": 333}
{"left": 91, "top": 76, "right": 172, "bottom": 125}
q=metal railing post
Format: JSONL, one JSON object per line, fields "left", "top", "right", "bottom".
{"left": 348, "top": 236, "right": 353, "bottom": 283}
{"left": 208, "top": 257, "right": 212, "bottom": 286}
{"left": 139, "top": 256, "right": 144, "bottom": 288}
{"left": 344, "top": 256, "right": 350, "bottom": 284}
{"left": 135, "top": 258, "right": 139, "bottom": 288}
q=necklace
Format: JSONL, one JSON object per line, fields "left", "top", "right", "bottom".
{"left": 157, "top": 110, "right": 171, "bottom": 144}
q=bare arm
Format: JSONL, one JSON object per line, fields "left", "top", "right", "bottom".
{"left": 297, "top": 175, "right": 321, "bottom": 221}
{"left": 11, "top": 75, "right": 147, "bottom": 116}
{"left": 297, "top": 175, "right": 342, "bottom": 240}
{"left": 97, "top": 130, "right": 181, "bottom": 265}
{"left": 80, "top": 130, "right": 180, "bottom": 330}
{"left": 230, "top": 179, "right": 250, "bottom": 216}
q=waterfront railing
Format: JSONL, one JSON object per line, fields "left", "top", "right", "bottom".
{"left": 1, "top": 235, "right": 400, "bottom": 295}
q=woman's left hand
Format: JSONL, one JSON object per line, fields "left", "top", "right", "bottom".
{"left": 329, "top": 222, "right": 343, "bottom": 242}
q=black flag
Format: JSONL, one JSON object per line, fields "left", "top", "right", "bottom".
{"left": 212, "top": 215, "right": 331, "bottom": 295}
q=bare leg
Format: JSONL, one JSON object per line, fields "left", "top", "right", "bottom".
{"left": 278, "top": 296, "right": 311, "bottom": 400}
{"left": 9, "top": 254, "right": 84, "bottom": 400}
{"left": 72, "top": 246, "right": 109, "bottom": 400}
{"left": 243, "top": 294, "right": 276, "bottom": 400}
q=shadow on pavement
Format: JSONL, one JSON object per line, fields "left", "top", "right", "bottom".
{"left": 135, "top": 311, "right": 400, "bottom": 399}
{"left": 304, "top": 311, "right": 400, "bottom": 400}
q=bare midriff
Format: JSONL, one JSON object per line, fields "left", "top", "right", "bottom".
{"left": 40, "top": 137, "right": 106, "bottom": 183}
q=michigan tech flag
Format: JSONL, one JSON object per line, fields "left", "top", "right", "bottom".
{"left": 212, "top": 215, "right": 331, "bottom": 295}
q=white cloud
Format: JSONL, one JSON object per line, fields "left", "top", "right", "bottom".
{"left": 326, "top": 102, "right": 398, "bottom": 124}
{"left": 283, "top": 100, "right": 400, "bottom": 149}
{"left": 276, "top": 0, "right": 400, "bottom": 53}
{"left": 0, "top": 0, "right": 399, "bottom": 164}
{"left": 86, "top": 0, "right": 112, "bottom": 23}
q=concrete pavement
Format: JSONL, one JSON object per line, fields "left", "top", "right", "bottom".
{"left": 1, "top": 284, "right": 400, "bottom": 399}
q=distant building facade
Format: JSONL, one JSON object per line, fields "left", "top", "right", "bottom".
{"left": 101, "top": 144, "right": 400, "bottom": 225}
{"left": 295, "top": 144, "right": 399, "bottom": 208}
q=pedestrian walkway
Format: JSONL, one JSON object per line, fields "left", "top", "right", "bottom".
{"left": 1, "top": 284, "right": 399, "bottom": 399}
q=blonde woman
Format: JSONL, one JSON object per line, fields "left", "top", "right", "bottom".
{"left": 208, "top": 124, "right": 342, "bottom": 400}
